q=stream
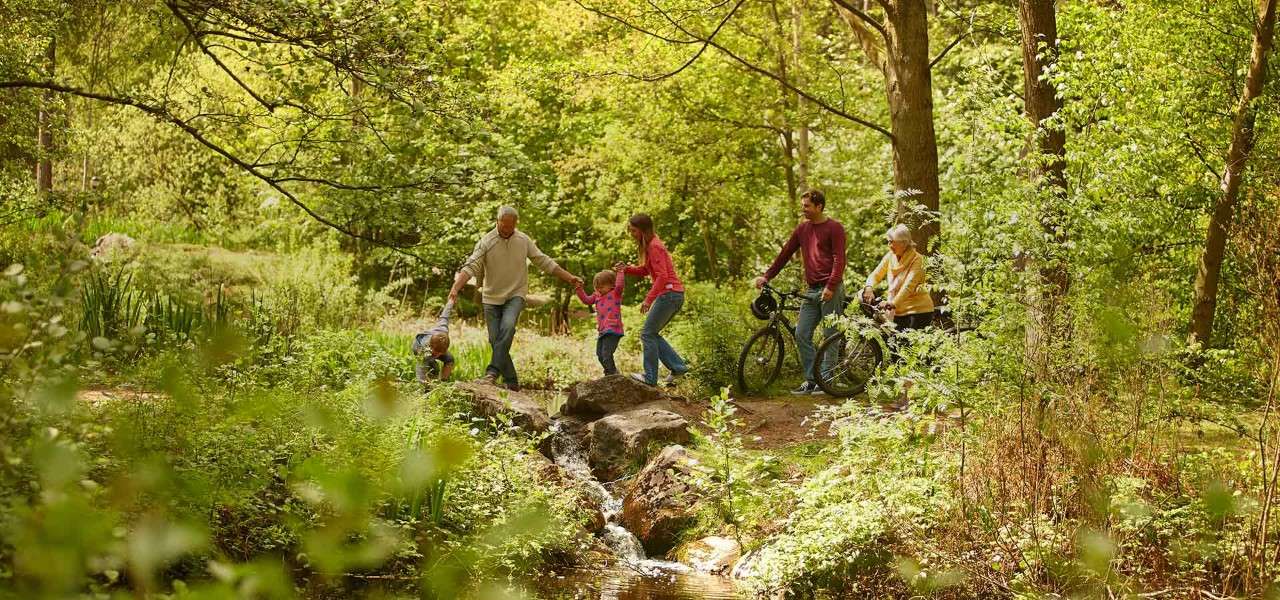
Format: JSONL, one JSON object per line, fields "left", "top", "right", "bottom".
{"left": 535, "top": 418, "right": 742, "bottom": 599}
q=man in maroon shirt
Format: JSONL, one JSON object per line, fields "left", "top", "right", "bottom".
{"left": 753, "top": 189, "right": 848, "bottom": 395}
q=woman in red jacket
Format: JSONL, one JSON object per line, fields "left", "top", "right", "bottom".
{"left": 615, "top": 214, "right": 689, "bottom": 387}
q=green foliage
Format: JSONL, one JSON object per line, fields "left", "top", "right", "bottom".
{"left": 669, "top": 282, "right": 756, "bottom": 393}
{"left": 4, "top": 0, "right": 1280, "bottom": 596}
{"left": 745, "top": 417, "right": 956, "bottom": 596}
{"left": 1, "top": 263, "right": 586, "bottom": 597}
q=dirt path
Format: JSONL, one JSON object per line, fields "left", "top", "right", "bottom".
{"left": 628, "top": 392, "right": 844, "bottom": 450}
{"left": 78, "top": 384, "right": 845, "bottom": 451}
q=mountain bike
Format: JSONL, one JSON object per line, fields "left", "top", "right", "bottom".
{"left": 812, "top": 297, "right": 979, "bottom": 398}
{"left": 735, "top": 283, "right": 835, "bottom": 394}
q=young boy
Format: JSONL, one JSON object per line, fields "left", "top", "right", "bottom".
{"left": 413, "top": 300, "right": 455, "bottom": 384}
{"left": 575, "top": 269, "right": 625, "bottom": 376}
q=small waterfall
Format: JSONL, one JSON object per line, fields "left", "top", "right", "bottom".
{"left": 601, "top": 523, "right": 645, "bottom": 561}
{"left": 546, "top": 419, "right": 691, "bottom": 575}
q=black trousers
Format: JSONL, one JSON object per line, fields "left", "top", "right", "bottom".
{"left": 596, "top": 332, "right": 622, "bottom": 376}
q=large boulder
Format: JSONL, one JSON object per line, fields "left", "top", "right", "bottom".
{"left": 620, "top": 444, "right": 699, "bottom": 556}
{"left": 673, "top": 536, "right": 742, "bottom": 574}
{"left": 562, "top": 374, "right": 664, "bottom": 417}
{"left": 587, "top": 408, "right": 690, "bottom": 481}
{"left": 90, "top": 232, "right": 136, "bottom": 259}
{"left": 454, "top": 381, "right": 550, "bottom": 433}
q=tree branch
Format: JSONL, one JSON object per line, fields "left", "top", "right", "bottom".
{"left": 636, "top": 0, "right": 748, "bottom": 82}
{"left": 829, "top": 0, "right": 887, "bottom": 41}
{"left": 930, "top": 30, "right": 968, "bottom": 69}
{"left": 0, "top": 80, "right": 428, "bottom": 262}
{"left": 581, "top": 1, "right": 893, "bottom": 139}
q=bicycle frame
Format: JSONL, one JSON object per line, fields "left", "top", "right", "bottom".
{"left": 761, "top": 284, "right": 819, "bottom": 366}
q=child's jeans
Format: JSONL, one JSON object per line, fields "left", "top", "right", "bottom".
{"left": 596, "top": 332, "right": 623, "bottom": 376}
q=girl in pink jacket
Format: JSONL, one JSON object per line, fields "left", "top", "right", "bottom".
{"left": 615, "top": 214, "right": 689, "bottom": 387}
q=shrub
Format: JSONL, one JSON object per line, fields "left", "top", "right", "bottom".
{"left": 668, "top": 282, "right": 757, "bottom": 393}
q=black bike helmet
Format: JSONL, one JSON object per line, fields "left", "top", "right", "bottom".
{"left": 750, "top": 290, "right": 777, "bottom": 320}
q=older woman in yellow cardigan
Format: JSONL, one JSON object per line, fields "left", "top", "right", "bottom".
{"left": 861, "top": 224, "right": 934, "bottom": 331}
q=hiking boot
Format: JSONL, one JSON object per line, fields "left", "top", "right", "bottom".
{"left": 661, "top": 371, "right": 687, "bottom": 387}
{"left": 790, "top": 382, "right": 816, "bottom": 395}
{"left": 630, "top": 373, "right": 655, "bottom": 387}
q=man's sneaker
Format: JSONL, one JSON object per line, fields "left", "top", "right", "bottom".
{"left": 481, "top": 372, "right": 499, "bottom": 385}
{"left": 630, "top": 373, "right": 655, "bottom": 386}
{"left": 790, "top": 382, "right": 816, "bottom": 395}
{"left": 661, "top": 371, "right": 687, "bottom": 387}
{"left": 506, "top": 382, "right": 522, "bottom": 393}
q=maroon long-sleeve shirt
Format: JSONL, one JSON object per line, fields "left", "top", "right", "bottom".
{"left": 762, "top": 218, "right": 847, "bottom": 292}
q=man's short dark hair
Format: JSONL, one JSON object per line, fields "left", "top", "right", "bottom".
{"left": 800, "top": 189, "right": 825, "bottom": 210}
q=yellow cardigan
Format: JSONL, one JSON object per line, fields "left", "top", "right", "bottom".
{"left": 865, "top": 249, "right": 933, "bottom": 316}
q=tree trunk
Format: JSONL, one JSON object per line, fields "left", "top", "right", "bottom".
{"left": 693, "top": 179, "right": 721, "bottom": 283}
{"left": 833, "top": 0, "right": 941, "bottom": 250}
{"left": 884, "top": 0, "right": 940, "bottom": 251}
{"left": 771, "top": 0, "right": 801, "bottom": 204}
{"left": 780, "top": 128, "right": 798, "bottom": 204}
{"left": 1189, "top": 0, "right": 1277, "bottom": 346}
{"left": 792, "top": 0, "right": 810, "bottom": 191}
{"left": 1018, "top": 0, "right": 1071, "bottom": 371}
{"left": 36, "top": 37, "right": 55, "bottom": 196}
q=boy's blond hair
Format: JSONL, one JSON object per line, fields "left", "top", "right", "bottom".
{"left": 593, "top": 270, "right": 615, "bottom": 291}
{"left": 428, "top": 331, "right": 450, "bottom": 355}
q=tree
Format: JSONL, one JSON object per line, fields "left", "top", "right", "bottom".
{"left": 835, "top": 0, "right": 941, "bottom": 249}
{"left": 0, "top": 0, "right": 535, "bottom": 266}
{"left": 1188, "top": 0, "right": 1277, "bottom": 346}
{"left": 1017, "top": 0, "right": 1070, "bottom": 370}
{"left": 577, "top": 0, "right": 949, "bottom": 249}
{"left": 34, "top": 38, "right": 53, "bottom": 196}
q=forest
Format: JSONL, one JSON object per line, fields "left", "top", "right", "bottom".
{"left": 1, "top": 0, "right": 1279, "bottom": 598}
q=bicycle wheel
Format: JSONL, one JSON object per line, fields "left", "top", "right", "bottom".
{"left": 814, "top": 331, "right": 882, "bottom": 397}
{"left": 737, "top": 326, "right": 785, "bottom": 395}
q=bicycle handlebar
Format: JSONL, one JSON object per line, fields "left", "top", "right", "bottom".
{"left": 761, "top": 282, "right": 821, "bottom": 304}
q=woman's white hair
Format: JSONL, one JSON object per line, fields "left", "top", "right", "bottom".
{"left": 886, "top": 224, "right": 914, "bottom": 246}
{"left": 497, "top": 205, "right": 519, "bottom": 221}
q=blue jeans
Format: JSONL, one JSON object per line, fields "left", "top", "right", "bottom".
{"left": 640, "top": 291, "right": 688, "bottom": 385}
{"left": 596, "top": 332, "right": 622, "bottom": 376}
{"left": 796, "top": 283, "right": 845, "bottom": 384}
{"left": 483, "top": 297, "right": 525, "bottom": 385}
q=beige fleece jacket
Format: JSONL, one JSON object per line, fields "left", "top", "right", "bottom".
{"left": 460, "top": 229, "right": 560, "bottom": 305}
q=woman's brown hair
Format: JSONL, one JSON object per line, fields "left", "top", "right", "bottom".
{"left": 629, "top": 213, "right": 655, "bottom": 265}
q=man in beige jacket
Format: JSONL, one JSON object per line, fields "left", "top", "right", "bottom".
{"left": 448, "top": 206, "right": 582, "bottom": 391}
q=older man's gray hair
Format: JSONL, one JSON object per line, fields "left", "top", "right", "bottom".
{"left": 496, "top": 206, "right": 519, "bottom": 221}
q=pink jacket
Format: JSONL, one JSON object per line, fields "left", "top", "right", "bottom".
{"left": 575, "top": 270, "right": 626, "bottom": 335}
{"left": 625, "top": 236, "right": 685, "bottom": 307}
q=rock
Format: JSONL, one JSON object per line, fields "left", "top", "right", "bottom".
{"left": 90, "top": 233, "right": 136, "bottom": 259}
{"left": 620, "top": 445, "right": 699, "bottom": 556}
{"left": 454, "top": 381, "right": 550, "bottom": 433}
{"left": 583, "top": 505, "right": 607, "bottom": 534}
{"left": 674, "top": 536, "right": 742, "bottom": 574}
{"left": 730, "top": 549, "right": 763, "bottom": 580}
{"left": 563, "top": 374, "right": 664, "bottom": 417}
{"left": 587, "top": 408, "right": 690, "bottom": 481}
